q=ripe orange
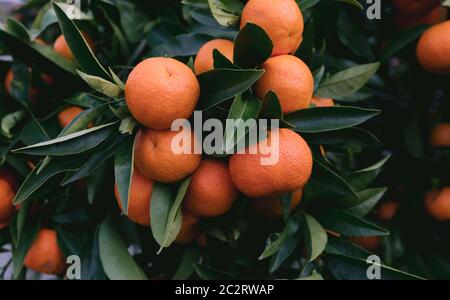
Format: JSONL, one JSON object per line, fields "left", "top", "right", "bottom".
{"left": 24, "top": 229, "right": 66, "bottom": 275}
{"left": 417, "top": 21, "right": 450, "bottom": 74}
{"left": 0, "top": 171, "right": 16, "bottom": 227}
{"left": 194, "top": 39, "right": 234, "bottom": 74}
{"left": 256, "top": 55, "right": 314, "bottom": 113}
{"left": 114, "top": 167, "right": 153, "bottom": 226}
{"left": 311, "top": 96, "right": 335, "bottom": 107}
{"left": 349, "top": 236, "right": 381, "bottom": 251}
{"left": 53, "top": 32, "right": 95, "bottom": 61}
{"left": 58, "top": 106, "right": 85, "bottom": 128}
{"left": 134, "top": 127, "right": 201, "bottom": 183}
{"left": 174, "top": 210, "right": 200, "bottom": 244}
{"left": 4, "top": 69, "right": 39, "bottom": 100}
{"left": 376, "top": 201, "right": 400, "bottom": 221}
{"left": 430, "top": 123, "right": 450, "bottom": 147}
{"left": 125, "top": 57, "right": 200, "bottom": 130}
{"left": 394, "top": 6, "right": 447, "bottom": 30}
{"left": 251, "top": 189, "right": 302, "bottom": 219}
{"left": 240, "top": 0, "right": 304, "bottom": 56}
{"left": 183, "top": 159, "right": 238, "bottom": 217}
{"left": 425, "top": 188, "right": 450, "bottom": 220}
{"left": 229, "top": 128, "right": 313, "bottom": 198}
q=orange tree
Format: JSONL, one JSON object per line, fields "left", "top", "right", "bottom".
{"left": 0, "top": 0, "right": 427, "bottom": 280}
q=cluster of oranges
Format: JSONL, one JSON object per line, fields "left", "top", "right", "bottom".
{"left": 119, "top": 0, "right": 316, "bottom": 245}
{"left": 0, "top": 32, "right": 96, "bottom": 276}
{"left": 393, "top": 0, "right": 447, "bottom": 30}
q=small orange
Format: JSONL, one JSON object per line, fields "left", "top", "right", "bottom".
{"left": 256, "top": 55, "right": 313, "bottom": 113}
{"left": 394, "top": 6, "right": 447, "bottom": 30}
{"left": 417, "top": 21, "right": 450, "bottom": 74}
{"left": 24, "top": 229, "right": 66, "bottom": 275}
{"left": 194, "top": 39, "right": 234, "bottom": 74}
{"left": 58, "top": 106, "right": 85, "bottom": 128}
{"left": 4, "top": 69, "right": 39, "bottom": 100}
{"left": 349, "top": 236, "right": 382, "bottom": 251}
{"left": 134, "top": 127, "right": 201, "bottom": 183}
{"left": 114, "top": 167, "right": 153, "bottom": 226}
{"left": 240, "top": 0, "right": 304, "bottom": 56}
{"left": 174, "top": 210, "right": 200, "bottom": 244}
{"left": 311, "top": 96, "right": 335, "bottom": 107}
{"left": 229, "top": 128, "right": 313, "bottom": 198}
{"left": 430, "top": 123, "right": 450, "bottom": 147}
{"left": 392, "top": 0, "right": 441, "bottom": 14}
{"left": 376, "top": 201, "right": 400, "bottom": 221}
{"left": 425, "top": 188, "right": 450, "bottom": 220}
{"left": 53, "top": 32, "right": 95, "bottom": 61}
{"left": 125, "top": 57, "right": 200, "bottom": 129}
{"left": 251, "top": 189, "right": 302, "bottom": 219}
{"left": 0, "top": 170, "right": 16, "bottom": 225}
{"left": 183, "top": 159, "right": 238, "bottom": 217}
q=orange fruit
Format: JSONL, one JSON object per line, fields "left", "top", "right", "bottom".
{"left": 174, "top": 210, "right": 200, "bottom": 244}
{"left": 240, "top": 0, "right": 304, "bottom": 56}
{"left": 425, "top": 188, "right": 450, "bottom": 220}
{"left": 394, "top": 6, "right": 447, "bottom": 30}
{"left": 125, "top": 57, "right": 200, "bottom": 129}
{"left": 0, "top": 171, "right": 16, "bottom": 225}
{"left": 256, "top": 55, "right": 313, "bottom": 113}
{"left": 24, "top": 229, "right": 66, "bottom": 275}
{"left": 134, "top": 127, "right": 201, "bottom": 183}
{"left": 4, "top": 69, "right": 39, "bottom": 100}
{"left": 392, "top": 0, "right": 441, "bottom": 14}
{"left": 229, "top": 128, "right": 313, "bottom": 198}
{"left": 311, "top": 96, "right": 335, "bottom": 107}
{"left": 183, "top": 159, "right": 238, "bottom": 217}
{"left": 194, "top": 39, "right": 234, "bottom": 74}
{"left": 58, "top": 106, "right": 85, "bottom": 128}
{"left": 417, "top": 21, "right": 450, "bottom": 74}
{"left": 251, "top": 189, "right": 302, "bottom": 219}
{"left": 114, "top": 167, "right": 153, "bottom": 226}
{"left": 53, "top": 32, "right": 95, "bottom": 61}
{"left": 376, "top": 201, "right": 400, "bottom": 221}
{"left": 430, "top": 123, "right": 450, "bottom": 147}
{"left": 349, "top": 236, "right": 382, "bottom": 251}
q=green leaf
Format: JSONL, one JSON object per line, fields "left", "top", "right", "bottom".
{"left": 98, "top": 216, "right": 147, "bottom": 280}
{"left": 13, "top": 122, "right": 118, "bottom": 156}
{"left": 315, "top": 63, "right": 380, "bottom": 98}
{"left": 208, "top": 0, "right": 243, "bottom": 27}
{"left": 233, "top": 23, "right": 273, "bottom": 69}
{"left": 76, "top": 70, "right": 122, "bottom": 98}
{"left": 21, "top": 115, "right": 50, "bottom": 145}
{"left": 326, "top": 253, "right": 424, "bottom": 280}
{"left": 345, "top": 188, "right": 388, "bottom": 216}
{"left": 52, "top": 1, "right": 112, "bottom": 81}
{"left": 347, "top": 155, "right": 391, "bottom": 191}
{"left": 337, "top": 14, "right": 374, "bottom": 60}
{"left": 10, "top": 60, "right": 31, "bottom": 106}
{"left": 1, "top": 110, "right": 26, "bottom": 139}
{"left": 317, "top": 209, "right": 389, "bottom": 237}
{"left": 380, "top": 25, "right": 428, "bottom": 63}
{"left": 173, "top": 245, "right": 201, "bottom": 280}
{"left": 114, "top": 135, "right": 135, "bottom": 215}
{"left": 304, "top": 160, "right": 358, "bottom": 201}
{"left": 198, "top": 68, "right": 264, "bottom": 110}
{"left": 303, "top": 127, "right": 379, "bottom": 147}
{"left": 9, "top": 201, "right": 31, "bottom": 247}
{"left": 260, "top": 212, "right": 303, "bottom": 259}
{"left": 153, "top": 177, "right": 192, "bottom": 252}
{"left": 285, "top": 106, "right": 380, "bottom": 133}
{"left": 295, "top": 19, "right": 314, "bottom": 66}
{"left": 224, "top": 94, "right": 262, "bottom": 153}
{"left": 213, "top": 49, "right": 236, "bottom": 69}
{"left": 13, "top": 155, "right": 87, "bottom": 205}
{"left": 60, "top": 104, "right": 109, "bottom": 136}
{"left": 302, "top": 213, "right": 328, "bottom": 262}
{"left": 299, "top": 271, "right": 324, "bottom": 280}
{"left": 258, "top": 91, "right": 283, "bottom": 120}
{"left": 12, "top": 218, "right": 41, "bottom": 278}
{"left": 148, "top": 33, "right": 212, "bottom": 57}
